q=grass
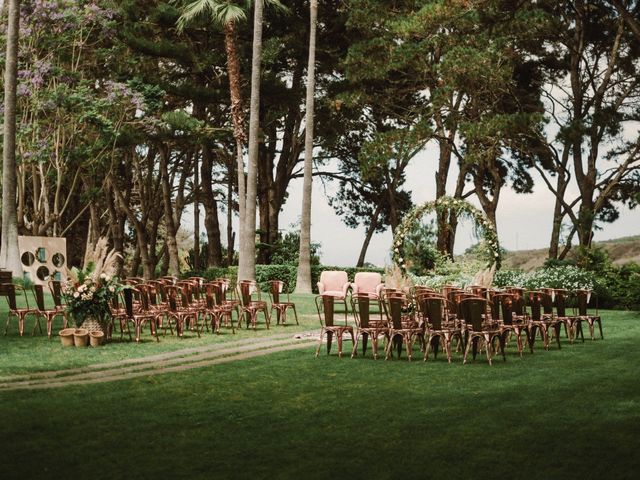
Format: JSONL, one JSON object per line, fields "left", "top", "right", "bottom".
{"left": 0, "top": 294, "right": 639, "bottom": 479}
{"left": 0, "top": 292, "right": 320, "bottom": 376}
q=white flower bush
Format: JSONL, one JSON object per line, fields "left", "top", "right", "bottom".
{"left": 494, "top": 266, "right": 595, "bottom": 291}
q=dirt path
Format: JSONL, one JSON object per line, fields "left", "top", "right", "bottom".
{"left": 0, "top": 331, "right": 319, "bottom": 392}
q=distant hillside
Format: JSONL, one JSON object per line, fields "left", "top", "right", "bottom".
{"left": 503, "top": 235, "right": 640, "bottom": 271}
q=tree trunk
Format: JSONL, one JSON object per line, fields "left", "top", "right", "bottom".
{"left": 435, "top": 137, "right": 452, "bottom": 255}
{"left": 548, "top": 147, "right": 570, "bottom": 259}
{"left": 159, "top": 145, "right": 181, "bottom": 277}
{"left": 193, "top": 151, "right": 200, "bottom": 271}
{"left": 110, "top": 178, "right": 154, "bottom": 279}
{"left": 200, "top": 144, "right": 223, "bottom": 267}
{"left": 0, "top": 0, "right": 21, "bottom": 276}
{"left": 223, "top": 20, "right": 247, "bottom": 275}
{"left": 240, "top": 0, "right": 265, "bottom": 281}
{"left": 357, "top": 203, "right": 382, "bottom": 267}
{"left": 227, "top": 155, "right": 234, "bottom": 266}
{"left": 295, "top": 0, "right": 317, "bottom": 293}
{"left": 106, "top": 183, "right": 126, "bottom": 275}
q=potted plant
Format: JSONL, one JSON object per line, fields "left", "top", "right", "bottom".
{"left": 63, "top": 237, "right": 123, "bottom": 342}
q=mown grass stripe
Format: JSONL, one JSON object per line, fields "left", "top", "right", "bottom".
{"left": 0, "top": 341, "right": 317, "bottom": 391}
{"left": 0, "top": 330, "right": 318, "bottom": 383}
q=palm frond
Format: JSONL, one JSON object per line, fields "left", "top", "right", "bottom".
{"left": 177, "top": 0, "right": 248, "bottom": 31}
{"left": 212, "top": 3, "right": 246, "bottom": 24}
{"left": 177, "top": 0, "right": 217, "bottom": 31}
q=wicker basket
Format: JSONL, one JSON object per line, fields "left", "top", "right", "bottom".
{"left": 82, "top": 317, "right": 104, "bottom": 334}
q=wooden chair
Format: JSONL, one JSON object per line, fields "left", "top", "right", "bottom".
{"left": 214, "top": 278, "right": 241, "bottom": 326}
{"left": 575, "top": 289, "right": 603, "bottom": 340}
{"left": 383, "top": 294, "right": 424, "bottom": 361}
{"left": 350, "top": 293, "right": 389, "bottom": 359}
{"left": 553, "top": 289, "right": 584, "bottom": 343}
{"left": 3, "top": 284, "right": 39, "bottom": 336}
{"left": 460, "top": 297, "right": 504, "bottom": 365}
{"left": 523, "top": 291, "right": 546, "bottom": 351}
{"left": 33, "top": 284, "right": 68, "bottom": 338}
{"left": 268, "top": 280, "right": 299, "bottom": 325}
{"left": 109, "top": 291, "right": 130, "bottom": 341}
{"left": 203, "top": 282, "right": 235, "bottom": 334}
{"left": 123, "top": 287, "right": 159, "bottom": 343}
{"left": 315, "top": 294, "right": 354, "bottom": 358}
{"left": 491, "top": 291, "right": 530, "bottom": 357}
{"left": 165, "top": 284, "right": 204, "bottom": 338}
{"left": 542, "top": 289, "right": 563, "bottom": 349}
{"left": 237, "top": 280, "right": 270, "bottom": 330}
{"left": 421, "top": 296, "right": 463, "bottom": 363}
{"left": 48, "top": 280, "right": 66, "bottom": 312}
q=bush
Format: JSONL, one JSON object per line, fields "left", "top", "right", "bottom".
{"left": 594, "top": 263, "right": 640, "bottom": 310}
{"left": 493, "top": 269, "right": 527, "bottom": 288}
{"left": 524, "top": 265, "right": 595, "bottom": 291}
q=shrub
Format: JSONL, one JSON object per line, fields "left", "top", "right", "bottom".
{"left": 493, "top": 269, "right": 527, "bottom": 288}
{"left": 594, "top": 262, "right": 640, "bottom": 310}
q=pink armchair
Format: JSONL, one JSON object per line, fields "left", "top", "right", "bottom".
{"left": 351, "top": 272, "right": 384, "bottom": 299}
{"left": 317, "top": 271, "right": 350, "bottom": 299}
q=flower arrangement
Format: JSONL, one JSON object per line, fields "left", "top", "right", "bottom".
{"left": 392, "top": 196, "right": 501, "bottom": 274}
{"left": 63, "top": 237, "right": 122, "bottom": 331}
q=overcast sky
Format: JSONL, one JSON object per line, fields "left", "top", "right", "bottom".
{"left": 195, "top": 141, "right": 639, "bottom": 267}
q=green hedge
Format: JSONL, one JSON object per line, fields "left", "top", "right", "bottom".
{"left": 183, "top": 264, "right": 385, "bottom": 294}
{"left": 494, "top": 264, "right": 640, "bottom": 310}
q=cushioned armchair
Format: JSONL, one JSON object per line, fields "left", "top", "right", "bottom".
{"left": 351, "top": 272, "right": 384, "bottom": 299}
{"left": 317, "top": 270, "right": 350, "bottom": 299}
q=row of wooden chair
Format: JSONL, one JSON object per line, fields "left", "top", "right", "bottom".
{"left": 315, "top": 286, "right": 602, "bottom": 365}
{"left": 110, "top": 278, "right": 299, "bottom": 343}
{"left": 2, "top": 278, "right": 300, "bottom": 343}
{"left": 2, "top": 281, "right": 67, "bottom": 338}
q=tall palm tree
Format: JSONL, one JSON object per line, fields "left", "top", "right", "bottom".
{"left": 295, "top": 0, "right": 318, "bottom": 293}
{"left": 177, "top": 0, "right": 248, "bottom": 274}
{"left": 0, "top": 0, "right": 22, "bottom": 276}
{"left": 240, "top": 0, "right": 264, "bottom": 281}
{"left": 178, "top": 0, "right": 283, "bottom": 281}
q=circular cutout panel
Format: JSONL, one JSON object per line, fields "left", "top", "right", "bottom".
{"left": 52, "top": 253, "right": 65, "bottom": 268}
{"left": 21, "top": 252, "right": 35, "bottom": 267}
{"left": 36, "top": 247, "right": 47, "bottom": 263}
{"left": 36, "top": 266, "right": 50, "bottom": 281}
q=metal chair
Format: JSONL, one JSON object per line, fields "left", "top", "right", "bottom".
{"left": 33, "top": 284, "right": 68, "bottom": 338}
{"left": 350, "top": 293, "right": 389, "bottom": 359}
{"left": 237, "top": 280, "right": 270, "bottom": 330}
{"left": 3, "top": 284, "right": 39, "bottom": 336}
{"left": 268, "top": 280, "right": 299, "bottom": 325}
{"left": 420, "top": 296, "right": 462, "bottom": 363}
{"left": 315, "top": 294, "right": 354, "bottom": 358}
{"left": 383, "top": 294, "right": 424, "bottom": 361}
{"left": 460, "top": 297, "right": 504, "bottom": 365}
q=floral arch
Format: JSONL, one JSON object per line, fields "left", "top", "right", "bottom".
{"left": 391, "top": 196, "right": 501, "bottom": 273}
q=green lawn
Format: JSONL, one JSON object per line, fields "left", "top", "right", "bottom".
{"left": 0, "top": 292, "right": 320, "bottom": 376}
{"left": 0, "top": 295, "right": 638, "bottom": 479}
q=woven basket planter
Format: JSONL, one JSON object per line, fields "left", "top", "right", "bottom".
{"left": 82, "top": 318, "right": 103, "bottom": 334}
{"left": 73, "top": 328, "right": 89, "bottom": 347}
{"left": 59, "top": 328, "right": 75, "bottom": 347}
